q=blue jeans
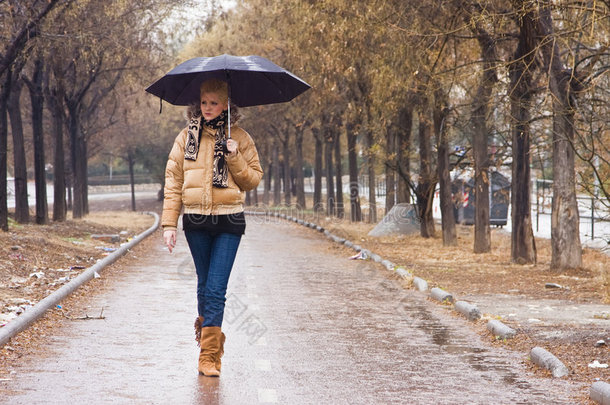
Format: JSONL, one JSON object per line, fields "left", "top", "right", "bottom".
{"left": 184, "top": 230, "right": 242, "bottom": 327}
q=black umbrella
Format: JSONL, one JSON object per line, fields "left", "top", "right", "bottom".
{"left": 145, "top": 54, "right": 311, "bottom": 108}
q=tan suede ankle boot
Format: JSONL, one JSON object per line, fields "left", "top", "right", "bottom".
{"left": 199, "top": 326, "right": 221, "bottom": 377}
{"left": 215, "top": 332, "right": 226, "bottom": 371}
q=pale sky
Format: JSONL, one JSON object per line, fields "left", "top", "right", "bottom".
{"left": 166, "top": 0, "right": 237, "bottom": 43}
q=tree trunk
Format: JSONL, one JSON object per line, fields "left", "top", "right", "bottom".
{"left": 397, "top": 104, "right": 413, "bottom": 204}
{"left": 128, "top": 150, "right": 136, "bottom": 211}
{"left": 313, "top": 127, "right": 323, "bottom": 213}
{"left": 509, "top": 5, "right": 537, "bottom": 264}
{"left": 0, "top": 71, "right": 11, "bottom": 231}
{"left": 67, "top": 103, "right": 84, "bottom": 218}
{"left": 295, "top": 128, "right": 305, "bottom": 209}
{"left": 67, "top": 176, "right": 73, "bottom": 209}
{"left": 346, "top": 123, "right": 361, "bottom": 221}
{"left": 434, "top": 94, "right": 456, "bottom": 246}
{"left": 324, "top": 134, "right": 335, "bottom": 216}
{"left": 537, "top": 4, "right": 582, "bottom": 270}
{"left": 334, "top": 129, "right": 344, "bottom": 218}
{"left": 83, "top": 138, "right": 89, "bottom": 215}
{"left": 471, "top": 25, "right": 498, "bottom": 253}
{"left": 415, "top": 98, "right": 436, "bottom": 238}
{"left": 261, "top": 140, "right": 270, "bottom": 206}
{"left": 365, "top": 129, "right": 376, "bottom": 224}
{"left": 385, "top": 124, "right": 396, "bottom": 214}
{"left": 272, "top": 138, "right": 281, "bottom": 206}
{"left": 282, "top": 130, "right": 291, "bottom": 206}
{"left": 27, "top": 58, "right": 48, "bottom": 225}
{"left": 8, "top": 78, "right": 29, "bottom": 223}
{"left": 263, "top": 169, "right": 271, "bottom": 206}
{"left": 46, "top": 86, "right": 66, "bottom": 222}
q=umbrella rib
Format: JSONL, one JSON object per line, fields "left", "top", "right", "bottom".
{"left": 174, "top": 73, "right": 203, "bottom": 105}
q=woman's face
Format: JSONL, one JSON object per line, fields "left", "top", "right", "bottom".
{"left": 200, "top": 92, "right": 226, "bottom": 121}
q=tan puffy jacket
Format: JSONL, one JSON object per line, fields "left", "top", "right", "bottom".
{"left": 161, "top": 122, "right": 263, "bottom": 230}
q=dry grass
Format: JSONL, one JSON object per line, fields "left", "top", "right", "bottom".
{"left": 0, "top": 211, "right": 155, "bottom": 313}
{"left": 84, "top": 210, "right": 155, "bottom": 233}
{"left": 307, "top": 214, "right": 609, "bottom": 303}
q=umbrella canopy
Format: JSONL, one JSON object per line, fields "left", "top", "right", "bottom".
{"left": 145, "top": 54, "right": 311, "bottom": 107}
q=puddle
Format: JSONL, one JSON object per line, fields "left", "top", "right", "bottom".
{"left": 408, "top": 302, "right": 541, "bottom": 394}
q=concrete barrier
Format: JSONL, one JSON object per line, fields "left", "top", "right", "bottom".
{"left": 530, "top": 347, "right": 569, "bottom": 378}
{"left": 370, "top": 253, "right": 382, "bottom": 263}
{"left": 486, "top": 319, "right": 516, "bottom": 339}
{"left": 395, "top": 267, "right": 412, "bottom": 280}
{"left": 413, "top": 277, "right": 428, "bottom": 292}
{"left": 430, "top": 287, "right": 454, "bottom": 304}
{"left": 590, "top": 381, "right": 610, "bottom": 405}
{"left": 455, "top": 301, "right": 482, "bottom": 321}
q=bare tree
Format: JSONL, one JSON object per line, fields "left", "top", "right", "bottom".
{"left": 537, "top": 2, "right": 583, "bottom": 269}
{"left": 415, "top": 93, "right": 436, "bottom": 238}
{"left": 333, "top": 128, "right": 344, "bottom": 218}
{"left": 509, "top": 1, "right": 538, "bottom": 264}
{"left": 385, "top": 123, "right": 397, "bottom": 214}
{"left": 345, "top": 118, "right": 362, "bottom": 221}
{"left": 471, "top": 18, "right": 499, "bottom": 253}
{"left": 0, "top": 0, "right": 65, "bottom": 230}
{"left": 435, "top": 89, "right": 456, "bottom": 246}
{"left": 23, "top": 56, "right": 48, "bottom": 224}
{"left": 312, "top": 126, "right": 324, "bottom": 212}
{"left": 324, "top": 122, "right": 336, "bottom": 217}
{"left": 396, "top": 103, "right": 413, "bottom": 205}
{"left": 8, "top": 66, "right": 29, "bottom": 223}
{"left": 45, "top": 64, "right": 67, "bottom": 222}
{"left": 294, "top": 124, "right": 306, "bottom": 209}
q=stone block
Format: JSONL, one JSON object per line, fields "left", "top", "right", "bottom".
{"left": 430, "top": 287, "right": 454, "bottom": 303}
{"left": 455, "top": 301, "right": 482, "bottom": 321}
{"left": 413, "top": 277, "right": 428, "bottom": 292}
{"left": 487, "top": 319, "right": 516, "bottom": 339}
{"left": 590, "top": 381, "right": 610, "bottom": 405}
{"left": 530, "top": 347, "right": 569, "bottom": 378}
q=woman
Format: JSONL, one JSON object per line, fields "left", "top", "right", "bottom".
{"left": 162, "top": 79, "right": 263, "bottom": 377}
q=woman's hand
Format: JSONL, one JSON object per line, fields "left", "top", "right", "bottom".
{"left": 226, "top": 139, "right": 238, "bottom": 155}
{"left": 164, "top": 230, "right": 177, "bottom": 253}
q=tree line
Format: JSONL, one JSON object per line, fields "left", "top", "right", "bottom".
{"left": 181, "top": 0, "right": 608, "bottom": 271}
{"left": 1, "top": 0, "right": 608, "bottom": 273}
{"left": 0, "top": 0, "right": 194, "bottom": 225}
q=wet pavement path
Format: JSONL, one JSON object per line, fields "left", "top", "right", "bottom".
{"left": 2, "top": 219, "right": 581, "bottom": 404}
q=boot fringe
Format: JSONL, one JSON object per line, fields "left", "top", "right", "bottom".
{"left": 194, "top": 316, "right": 204, "bottom": 347}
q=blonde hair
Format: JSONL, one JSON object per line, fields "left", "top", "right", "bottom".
{"left": 200, "top": 79, "right": 228, "bottom": 104}
{"left": 185, "top": 78, "right": 242, "bottom": 123}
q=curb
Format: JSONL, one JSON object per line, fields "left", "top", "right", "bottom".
{"left": 413, "top": 277, "right": 428, "bottom": 292}
{"left": 430, "top": 287, "right": 454, "bottom": 304}
{"left": 0, "top": 211, "right": 160, "bottom": 348}
{"left": 455, "top": 301, "right": 482, "bottom": 321}
{"left": 487, "top": 319, "right": 517, "bottom": 339}
{"left": 591, "top": 381, "right": 610, "bottom": 405}
{"left": 530, "top": 347, "right": 569, "bottom": 378}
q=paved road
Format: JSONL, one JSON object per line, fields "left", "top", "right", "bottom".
{"left": 1, "top": 218, "right": 580, "bottom": 404}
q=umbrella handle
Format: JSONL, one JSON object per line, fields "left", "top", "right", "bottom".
{"left": 226, "top": 71, "right": 232, "bottom": 140}
{"left": 227, "top": 99, "right": 231, "bottom": 139}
